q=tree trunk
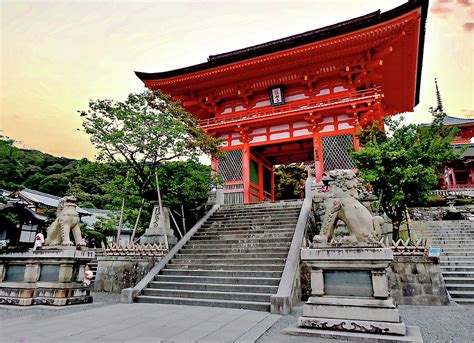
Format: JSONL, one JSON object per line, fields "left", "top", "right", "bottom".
{"left": 392, "top": 220, "right": 400, "bottom": 241}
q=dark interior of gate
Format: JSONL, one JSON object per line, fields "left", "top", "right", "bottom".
{"left": 218, "top": 135, "right": 357, "bottom": 204}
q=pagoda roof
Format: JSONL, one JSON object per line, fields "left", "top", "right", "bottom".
{"left": 136, "top": 0, "right": 428, "bottom": 105}
{"left": 442, "top": 115, "right": 474, "bottom": 126}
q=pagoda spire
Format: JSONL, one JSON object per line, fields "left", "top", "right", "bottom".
{"left": 434, "top": 78, "right": 444, "bottom": 113}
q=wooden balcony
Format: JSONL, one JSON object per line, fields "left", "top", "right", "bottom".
{"left": 198, "top": 87, "right": 382, "bottom": 129}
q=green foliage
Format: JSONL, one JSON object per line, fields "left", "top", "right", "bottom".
{"left": 156, "top": 161, "right": 213, "bottom": 208}
{"left": 352, "top": 116, "right": 460, "bottom": 239}
{"left": 274, "top": 164, "right": 307, "bottom": 200}
{"left": 79, "top": 90, "right": 222, "bottom": 198}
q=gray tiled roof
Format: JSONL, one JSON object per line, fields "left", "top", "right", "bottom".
{"left": 16, "top": 189, "right": 90, "bottom": 215}
{"left": 442, "top": 116, "right": 474, "bottom": 126}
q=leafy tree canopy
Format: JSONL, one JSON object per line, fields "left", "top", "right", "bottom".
{"left": 274, "top": 164, "right": 307, "bottom": 200}
{"left": 352, "top": 115, "right": 460, "bottom": 239}
{"left": 79, "top": 90, "right": 222, "bottom": 198}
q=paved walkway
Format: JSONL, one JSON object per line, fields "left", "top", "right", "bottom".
{"left": 1, "top": 303, "right": 280, "bottom": 343}
{"left": 1, "top": 297, "right": 473, "bottom": 342}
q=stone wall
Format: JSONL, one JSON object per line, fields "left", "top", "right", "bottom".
{"left": 410, "top": 205, "right": 473, "bottom": 221}
{"left": 388, "top": 256, "right": 449, "bottom": 305}
{"left": 93, "top": 256, "right": 162, "bottom": 293}
{"left": 301, "top": 255, "right": 448, "bottom": 305}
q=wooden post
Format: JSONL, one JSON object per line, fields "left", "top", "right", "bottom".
{"left": 258, "top": 158, "right": 264, "bottom": 202}
{"left": 313, "top": 131, "right": 324, "bottom": 182}
{"left": 242, "top": 142, "right": 250, "bottom": 204}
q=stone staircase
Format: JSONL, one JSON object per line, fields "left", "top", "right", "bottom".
{"left": 415, "top": 220, "right": 474, "bottom": 305}
{"left": 135, "top": 201, "right": 303, "bottom": 311}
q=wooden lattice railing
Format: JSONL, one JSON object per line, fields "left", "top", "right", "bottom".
{"left": 379, "top": 236, "right": 429, "bottom": 256}
{"left": 104, "top": 243, "right": 168, "bottom": 257}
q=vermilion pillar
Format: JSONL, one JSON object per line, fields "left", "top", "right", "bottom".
{"left": 242, "top": 141, "right": 251, "bottom": 203}
{"left": 258, "top": 159, "right": 264, "bottom": 202}
{"left": 313, "top": 131, "right": 324, "bottom": 182}
{"left": 211, "top": 155, "right": 219, "bottom": 175}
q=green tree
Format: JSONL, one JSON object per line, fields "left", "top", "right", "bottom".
{"left": 79, "top": 90, "right": 222, "bottom": 237}
{"left": 274, "top": 164, "right": 307, "bottom": 200}
{"left": 156, "top": 161, "right": 213, "bottom": 208}
{"left": 352, "top": 116, "right": 460, "bottom": 240}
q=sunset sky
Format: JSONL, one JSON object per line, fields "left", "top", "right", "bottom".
{"left": 1, "top": 0, "right": 473, "bottom": 160}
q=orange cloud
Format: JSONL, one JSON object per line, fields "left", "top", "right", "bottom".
{"left": 431, "top": 4, "right": 453, "bottom": 16}
{"left": 457, "top": 0, "right": 472, "bottom": 6}
{"left": 462, "top": 22, "right": 474, "bottom": 30}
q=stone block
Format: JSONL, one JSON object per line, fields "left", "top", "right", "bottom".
{"left": 58, "top": 264, "right": 73, "bottom": 282}
{"left": 402, "top": 284, "right": 421, "bottom": 297}
{"left": 302, "top": 303, "right": 401, "bottom": 322}
{"left": 24, "top": 264, "right": 40, "bottom": 282}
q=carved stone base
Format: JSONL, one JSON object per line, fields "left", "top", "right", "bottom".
{"left": 283, "top": 324, "right": 423, "bottom": 342}
{"left": 0, "top": 249, "right": 95, "bottom": 306}
{"left": 298, "top": 316, "right": 406, "bottom": 336}
{"left": 0, "top": 285, "right": 92, "bottom": 306}
{"left": 139, "top": 233, "right": 177, "bottom": 246}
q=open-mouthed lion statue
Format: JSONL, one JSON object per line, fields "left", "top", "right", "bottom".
{"left": 313, "top": 170, "right": 384, "bottom": 246}
{"left": 44, "top": 196, "right": 85, "bottom": 246}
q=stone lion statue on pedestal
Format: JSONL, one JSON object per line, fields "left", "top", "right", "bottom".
{"left": 44, "top": 196, "right": 85, "bottom": 247}
{"left": 313, "top": 170, "right": 384, "bottom": 246}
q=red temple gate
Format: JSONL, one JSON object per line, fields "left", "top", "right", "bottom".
{"left": 136, "top": 0, "right": 428, "bottom": 204}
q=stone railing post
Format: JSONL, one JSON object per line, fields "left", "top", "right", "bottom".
{"left": 216, "top": 185, "right": 225, "bottom": 205}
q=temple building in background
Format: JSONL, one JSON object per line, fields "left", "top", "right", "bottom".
{"left": 136, "top": 0, "right": 428, "bottom": 204}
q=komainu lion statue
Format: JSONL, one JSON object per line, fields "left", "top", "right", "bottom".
{"left": 313, "top": 170, "right": 384, "bottom": 246}
{"left": 44, "top": 196, "right": 85, "bottom": 246}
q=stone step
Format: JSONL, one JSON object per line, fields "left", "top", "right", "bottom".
{"left": 443, "top": 277, "right": 474, "bottom": 284}
{"left": 147, "top": 281, "right": 279, "bottom": 294}
{"left": 195, "top": 224, "right": 296, "bottom": 236}
{"left": 154, "top": 274, "right": 281, "bottom": 286}
{"left": 211, "top": 212, "right": 300, "bottom": 219}
{"left": 218, "top": 203, "right": 302, "bottom": 210}
{"left": 179, "top": 247, "right": 290, "bottom": 254}
{"left": 440, "top": 261, "right": 474, "bottom": 266}
{"left": 441, "top": 266, "right": 474, "bottom": 272}
{"left": 431, "top": 239, "right": 473, "bottom": 245}
{"left": 141, "top": 288, "right": 273, "bottom": 302}
{"left": 200, "top": 221, "right": 298, "bottom": 228}
{"left": 171, "top": 257, "right": 286, "bottom": 265}
{"left": 427, "top": 234, "right": 474, "bottom": 237}
{"left": 440, "top": 256, "right": 474, "bottom": 261}
{"left": 182, "top": 243, "right": 291, "bottom": 251}
{"left": 447, "top": 290, "right": 474, "bottom": 299}
{"left": 440, "top": 252, "right": 474, "bottom": 256}
{"left": 193, "top": 230, "right": 294, "bottom": 238}
{"left": 161, "top": 268, "right": 282, "bottom": 278}
{"left": 175, "top": 252, "right": 288, "bottom": 259}
{"left": 168, "top": 263, "right": 285, "bottom": 271}
{"left": 442, "top": 271, "right": 474, "bottom": 278}
{"left": 445, "top": 284, "right": 474, "bottom": 292}
{"left": 452, "top": 298, "right": 474, "bottom": 305}
{"left": 435, "top": 246, "right": 474, "bottom": 251}
{"left": 135, "top": 295, "right": 271, "bottom": 311}
{"left": 187, "top": 237, "right": 292, "bottom": 245}
{"left": 437, "top": 243, "right": 474, "bottom": 246}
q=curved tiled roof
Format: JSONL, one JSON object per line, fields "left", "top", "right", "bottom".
{"left": 442, "top": 116, "right": 474, "bottom": 126}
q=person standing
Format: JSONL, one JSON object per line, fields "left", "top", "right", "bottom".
{"left": 34, "top": 229, "right": 44, "bottom": 250}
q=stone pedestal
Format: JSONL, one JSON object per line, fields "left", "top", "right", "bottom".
{"left": 140, "top": 204, "right": 177, "bottom": 246}
{"left": 0, "top": 249, "right": 94, "bottom": 306}
{"left": 284, "top": 247, "right": 422, "bottom": 342}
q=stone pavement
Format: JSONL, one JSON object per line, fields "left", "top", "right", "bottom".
{"left": 1, "top": 298, "right": 473, "bottom": 342}
{"left": 1, "top": 303, "right": 280, "bottom": 343}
